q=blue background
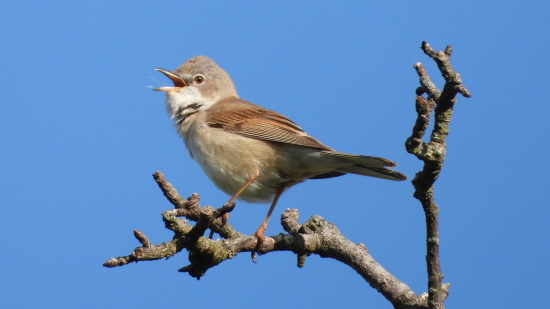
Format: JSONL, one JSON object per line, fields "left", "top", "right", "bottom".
{"left": 1, "top": 1, "right": 548, "bottom": 308}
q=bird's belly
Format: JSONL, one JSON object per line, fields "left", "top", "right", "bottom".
{"left": 184, "top": 126, "right": 285, "bottom": 203}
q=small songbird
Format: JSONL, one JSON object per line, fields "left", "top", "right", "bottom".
{"left": 154, "top": 56, "right": 406, "bottom": 242}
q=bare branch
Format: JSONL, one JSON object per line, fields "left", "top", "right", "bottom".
{"left": 104, "top": 171, "right": 429, "bottom": 309}
{"left": 405, "top": 41, "right": 471, "bottom": 309}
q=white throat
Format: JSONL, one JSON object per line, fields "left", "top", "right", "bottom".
{"left": 164, "top": 87, "right": 216, "bottom": 135}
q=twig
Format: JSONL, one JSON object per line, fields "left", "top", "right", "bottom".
{"left": 406, "top": 41, "right": 471, "bottom": 309}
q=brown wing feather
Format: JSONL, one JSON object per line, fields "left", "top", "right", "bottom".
{"left": 205, "top": 98, "right": 332, "bottom": 150}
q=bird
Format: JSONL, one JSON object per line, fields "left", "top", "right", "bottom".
{"left": 153, "top": 56, "right": 406, "bottom": 245}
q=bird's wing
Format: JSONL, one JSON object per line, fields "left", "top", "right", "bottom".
{"left": 205, "top": 98, "right": 332, "bottom": 150}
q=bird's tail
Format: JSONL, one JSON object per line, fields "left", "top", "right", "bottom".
{"left": 320, "top": 151, "right": 407, "bottom": 181}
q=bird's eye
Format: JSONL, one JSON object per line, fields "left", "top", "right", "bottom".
{"left": 194, "top": 75, "right": 205, "bottom": 84}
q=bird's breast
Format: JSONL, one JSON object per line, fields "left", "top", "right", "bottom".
{"left": 183, "top": 120, "right": 287, "bottom": 202}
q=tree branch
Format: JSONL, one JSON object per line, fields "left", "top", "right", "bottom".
{"left": 104, "top": 171, "right": 428, "bottom": 309}
{"left": 405, "top": 41, "right": 471, "bottom": 309}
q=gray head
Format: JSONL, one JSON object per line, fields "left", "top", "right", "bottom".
{"left": 155, "top": 56, "right": 238, "bottom": 101}
{"left": 154, "top": 56, "right": 239, "bottom": 124}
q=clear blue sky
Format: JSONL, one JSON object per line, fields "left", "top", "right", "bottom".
{"left": 1, "top": 1, "right": 548, "bottom": 308}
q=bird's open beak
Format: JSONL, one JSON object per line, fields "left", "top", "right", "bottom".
{"left": 153, "top": 68, "right": 189, "bottom": 92}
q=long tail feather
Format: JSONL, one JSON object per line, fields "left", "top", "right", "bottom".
{"left": 336, "top": 165, "right": 407, "bottom": 181}
{"left": 322, "top": 151, "right": 397, "bottom": 167}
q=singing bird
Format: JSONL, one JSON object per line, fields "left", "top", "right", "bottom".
{"left": 154, "top": 56, "right": 406, "bottom": 242}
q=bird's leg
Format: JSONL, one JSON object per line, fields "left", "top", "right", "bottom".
{"left": 253, "top": 185, "right": 285, "bottom": 244}
{"left": 228, "top": 170, "right": 259, "bottom": 203}
{"left": 251, "top": 185, "right": 285, "bottom": 262}
{"left": 209, "top": 171, "right": 259, "bottom": 239}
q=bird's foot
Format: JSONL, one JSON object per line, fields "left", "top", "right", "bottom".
{"left": 251, "top": 224, "right": 267, "bottom": 263}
